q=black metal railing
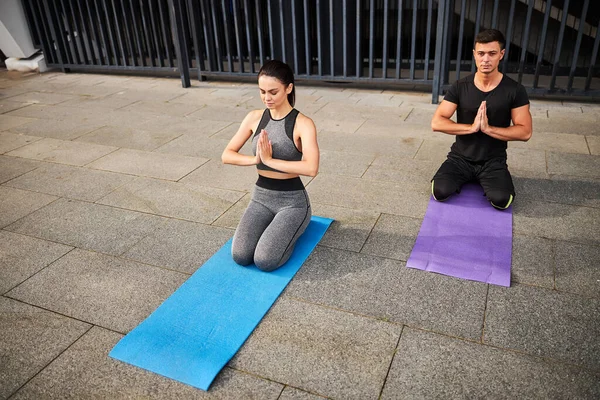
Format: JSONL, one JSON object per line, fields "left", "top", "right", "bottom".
{"left": 21, "top": 0, "right": 600, "bottom": 102}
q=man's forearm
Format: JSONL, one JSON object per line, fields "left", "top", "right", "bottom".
{"left": 482, "top": 124, "right": 532, "bottom": 142}
{"left": 431, "top": 117, "right": 476, "bottom": 135}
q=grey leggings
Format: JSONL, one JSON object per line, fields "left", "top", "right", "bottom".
{"left": 232, "top": 177, "right": 311, "bottom": 272}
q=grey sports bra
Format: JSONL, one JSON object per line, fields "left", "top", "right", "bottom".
{"left": 252, "top": 108, "right": 302, "bottom": 172}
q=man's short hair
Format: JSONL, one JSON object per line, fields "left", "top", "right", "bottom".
{"left": 474, "top": 29, "right": 506, "bottom": 50}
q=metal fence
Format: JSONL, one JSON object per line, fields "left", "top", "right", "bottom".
{"left": 21, "top": 0, "right": 600, "bottom": 102}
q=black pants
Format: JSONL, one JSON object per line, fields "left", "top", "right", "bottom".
{"left": 431, "top": 153, "right": 515, "bottom": 209}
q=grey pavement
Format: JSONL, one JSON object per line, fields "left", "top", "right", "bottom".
{"left": 1, "top": 69, "right": 599, "bottom": 399}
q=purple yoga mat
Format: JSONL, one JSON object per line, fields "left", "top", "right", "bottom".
{"left": 406, "top": 183, "right": 512, "bottom": 287}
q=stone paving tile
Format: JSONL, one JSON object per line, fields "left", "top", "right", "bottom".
{"left": 403, "top": 107, "right": 438, "bottom": 125}
{"left": 211, "top": 194, "right": 251, "bottom": 229}
{"left": 59, "top": 93, "right": 139, "bottom": 110}
{"left": 0, "top": 230, "right": 72, "bottom": 294}
{"left": 355, "top": 119, "right": 431, "bottom": 138}
{"left": 510, "top": 131, "right": 589, "bottom": 154}
{"left": 188, "top": 105, "right": 250, "bottom": 122}
{"left": 310, "top": 203, "right": 380, "bottom": 252}
{"left": 361, "top": 213, "right": 422, "bottom": 261}
{"left": 6, "top": 91, "right": 78, "bottom": 105}
{"left": 319, "top": 149, "right": 374, "bottom": 177}
{"left": 0, "top": 85, "right": 28, "bottom": 99}
{"left": 122, "top": 100, "right": 203, "bottom": 117}
{"left": 0, "top": 99, "right": 28, "bottom": 114}
{"left": 354, "top": 93, "right": 405, "bottom": 108}
{"left": 87, "top": 148, "right": 207, "bottom": 181}
{"left": 0, "top": 297, "right": 91, "bottom": 400}
{"left": 533, "top": 116, "right": 599, "bottom": 135}
{"left": 123, "top": 218, "right": 233, "bottom": 274}
{"left": 180, "top": 160, "right": 257, "bottom": 192}
{"left": 6, "top": 249, "right": 188, "bottom": 333}
{"left": 318, "top": 130, "right": 422, "bottom": 158}
{"left": 143, "top": 115, "right": 231, "bottom": 137}
{"left": 209, "top": 122, "right": 240, "bottom": 140}
{"left": 555, "top": 241, "right": 600, "bottom": 298}
{"left": 363, "top": 156, "right": 440, "bottom": 192}
{"left": 0, "top": 186, "right": 57, "bottom": 228}
{"left": 231, "top": 297, "right": 402, "bottom": 400}
{"left": 4, "top": 162, "right": 135, "bottom": 202}
{"left": 381, "top": 327, "right": 600, "bottom": 399}
{"left": 287, "top": 247, "right": 487, "bottom": 339}
{"left": 5, "top": 198, "right": 165, "bottom": 256}
{"left": 513, "top": 175, "right": 600, "bottom": 208}
{"left": 506, "top": 147, "right": 548, "bottom": 175}
{"left": 513, "top": 199, "right": 600, "bottom": 245}
{"left": 511, "top": 234, "right": 555, "bottom": 289}
{"left": 75, "top": 125, "right": 180, "bottom": 151}
{"left": 0, "top": 155, "right": 39, "bottom": 183}
{"left": 414, "top": 138, "right": 453, "bottom": 162}
{"left": 484, "top": 283, "right": 600, "bottom": 371}
{"left": 97, "top": 177, "right": 244, "bottom": 224}
{"left": 46, "top": 83, "right": 124, "bottom": 98}
{"left": 547, "top": 151, "right": 600, "bottom": 178}
{"left": 6, "top": 137, "right": 118, "bottom": 166}
{"left": 278, "top": 387, "right": 327, "bottom": 399}
{"left": 307, "top": 174, "right": 430, "bottom": 218}
{"left": 0, "top": 114, "right": 36, "bottom": 131}
{"left": 313, "top": 101, "right": 408, "bottom": 121}
{"left": 311, "top": 115, "right": 366, "bottom": 133}
{"left": 8, "top": 116, "right": 106, "bottom": 140}
{"left": 6, "top": 103, "right": 102, "bottom": 121}
{"left": 155, "top": 135, "right": 235, "bottom": 160}
{"left": 587, "top": 135, "right": 600, "bottom": 155}
{"left": 11, "top": 326, "right": 283, "bottom": 399}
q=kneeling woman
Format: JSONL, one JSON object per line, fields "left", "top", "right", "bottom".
{"left": 221, "top": 60, "right": 319, "bottom": 272}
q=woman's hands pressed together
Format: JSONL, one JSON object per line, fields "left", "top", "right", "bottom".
{"left": 256, "top": 129, "right": 273, "bottom": 165}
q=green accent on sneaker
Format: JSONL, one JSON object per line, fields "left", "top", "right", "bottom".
{"left": 491, "top": 194, "right": 514, "bottom": 210}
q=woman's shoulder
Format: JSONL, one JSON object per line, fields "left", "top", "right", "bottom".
{"left": 295, "top": 110, "right": 316, "bottom": 129}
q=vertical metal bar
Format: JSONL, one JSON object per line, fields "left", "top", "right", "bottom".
{"left": 517, "top": 0, "right": 534, "bottom": 84}
{"left": 491, "top": 0, "right": 499, "bottom": 29}
{"left": 232, "top": 0, "right": 244, "bottom": 72}
{"left": 501, "top": 0, "right": 516, "bottom": 74}
{"left": 550, "top": 0, "right": 570, "bottom": 89}
{"left": 291, "top": 0, "right": 298, "bottom": 73}
{"left": 329, "top": 0, "right": 334, "bottom": 76}
{"left": 343, "top": 0, "right": 347, "bottom": 77}
{"left": 424, "top": 0, "right": 433, "bottom": 81}
{"left": 57, "top": 0, "right": 77, "bottom": 64}
{"left": 396, "top": 0, "right": 403, "bottom": 79}
{"left": 88, "top": 0, "right": 108, "bottom": 65}
{"left": 244, "top": 0, "right": 256, "bottom": 73}
{"left": 533, "top": 0, "right": 552, "bottom": 88}
{"left": 167, "top": 0, "right": 191, "bottom": 87}
{"left": 148, "top": 0, "right": 164, "bottom": 67}
{"left": 208, "top": 0, "right": 223, "bottom": 71}
{"left": 29, "top": 0, "right": 54, "bottom": 65}
{"left": 471, "top": 0, "right": 483, "bottom": 73}
{"left": 120, "top": 0, "right": 137, "bottom": 66}
{"left": 317, "top": 0, "right": 322, "bottom": 75}
{"left": 368, "top": 0, "right": 374, "bottom": 78}
{"left": 67, "top": 0, "right": 87, "bottom": 63}
{"left": 356, "top": 0, "right": 361, "bottom": 77}
{"left": 255, "top": 0, "right": 266, "bottom": 66}
{"left": 140, "top": 0, "right": 156, "bottom": 67}
{"left": 101, "top": 0, "right": 119, "bottom": 65}
{"left": 129, "top": 0, "right": 146, "bottom": 66}
{"left": 303, "top": 0, "right": 310, "bottom": 74}
{"left": 382, "top": 0, "right": 389, "bottom": 79}
{"left": 585, "top": 19, "right": 600, "bottom": 91}
{"left": 455, "top": 0, "right": 466, "bottom": 81}
{"left": 409, "top": 0, "right": 417, "bottom": 80}
{"left": 220, "top": 0, "right": 234, "bottom": 71}
{"left": 42, "top": 0, "right": 68, "bottom": 69}
{"left": 567, "top": 0, "right": 589, "bottom": 91}
{"left": 432, "top": 0, "right": 446, "bottom": 103}
{"left": 267, "top": 0, "right": 275, "bottom": 59}
{"left": 187, "top": 0, "right": 203, "bottom": 75}
{"left": 158, "top": 0, "right": 174, "bottom": 67}
{"left": 279, "top": 0, "right": 286, "bottom": 63}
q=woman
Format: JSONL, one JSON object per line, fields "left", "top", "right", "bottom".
{"left": 221, "top": 60, "right": 319, "bottom": 272}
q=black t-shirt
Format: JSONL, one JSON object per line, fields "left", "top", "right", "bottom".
{"left": 444, "top": 74, "right": 529, "bottom": 162}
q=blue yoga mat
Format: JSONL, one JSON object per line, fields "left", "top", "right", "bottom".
{"left": 109, "top": 216, "right": 333, "bottom": 390}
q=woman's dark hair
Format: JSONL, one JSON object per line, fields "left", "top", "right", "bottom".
{"left": 258, "top": 60, "right": 295, "bottom": 107}
{"left": 474, "top": 29, "right": 506, "bottom": 50}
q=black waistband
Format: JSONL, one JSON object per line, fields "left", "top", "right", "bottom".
{"left": 256, "top": 175, "right": 304, "bottom": 191}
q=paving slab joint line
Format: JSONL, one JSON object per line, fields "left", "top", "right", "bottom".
{"left": 358, "top": 212, "right": 383, "bottom": 253}
{"left": 377, "top": 325, "right": 404, "bottom": 400}
{"left": 479, "top": 284, "right": 490, "bottom": 344}
{"left": 4, "top": 323, "right": 94, "bottom": 400}
{"left": 174, "top": 158, "right": 211, "bottom": 183}
{"left": 1, "top": 195, "right": 62, "bottom": 231}
{"left": 1, "top": 246, "right": 77, "bottom": 296}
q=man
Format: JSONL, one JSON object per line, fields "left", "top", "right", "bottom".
{"left": 430, "top": 29, "right": 532, "bottom": 210}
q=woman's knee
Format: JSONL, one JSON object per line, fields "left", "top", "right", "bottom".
{"left": 253, "top": 250, "right": 283, "bottom": 272}
{"left": 487, "top": 190, "right": 514, "bottom": 210}
{"left": 432, "top": 179, "right": 457, "bottom": 201}
{"left": 231, "top": 243, "right": 254, "bottom": 266}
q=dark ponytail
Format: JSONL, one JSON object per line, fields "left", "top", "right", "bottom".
{"left": 258, "top": 60, "right": 295, "bottom": 107}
